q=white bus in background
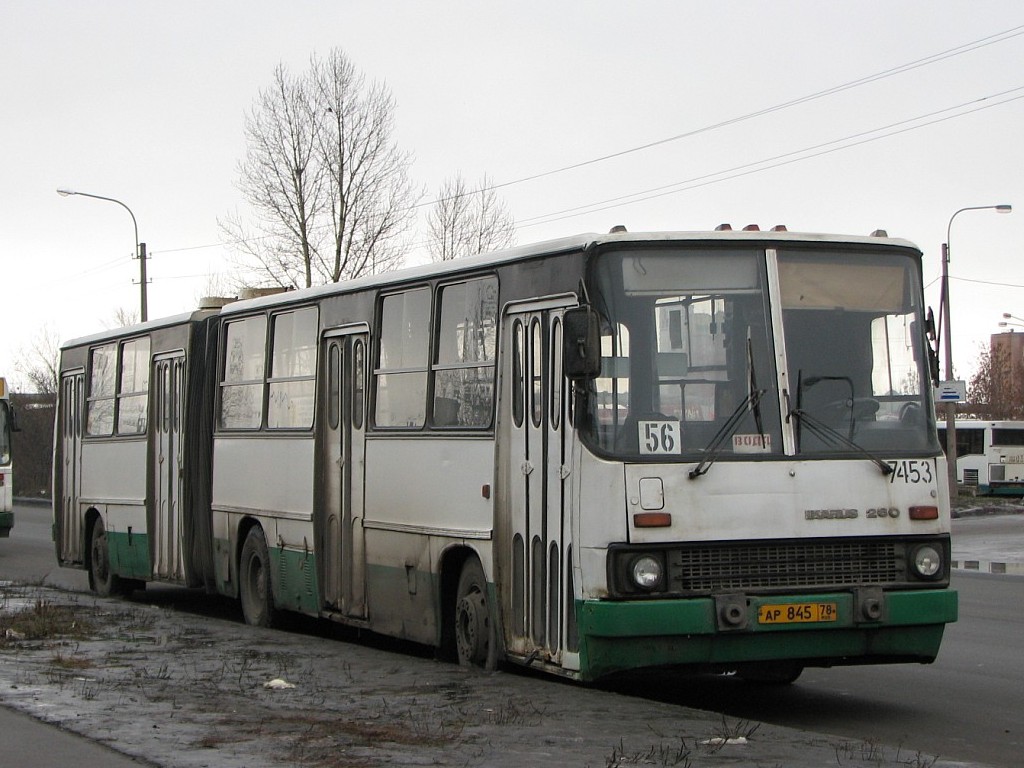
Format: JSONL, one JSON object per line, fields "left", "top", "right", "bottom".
{"left": 938, "top": 420, "right": 1024, "bottom": 495}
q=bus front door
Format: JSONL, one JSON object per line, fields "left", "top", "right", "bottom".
{"left": 59, "top": 371, "right": 84, "bottom": 564}
{"left": 152, "top": 354, "right": 185, "bottom": 581}
{"left": 503, "top": 304, "right": 572, "bottom": 666}
{"left": 318, "top": 330, "right": 368, "bottom": 619}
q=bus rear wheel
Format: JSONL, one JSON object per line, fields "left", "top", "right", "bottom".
{"left": 239, "top": 526, "right": 276, "bottom": 628}
{"left": 454, "top": 558, "right": 494, "bottom": 669}
{"left": 89, "top": 518, "right": 129, "bottom": 597}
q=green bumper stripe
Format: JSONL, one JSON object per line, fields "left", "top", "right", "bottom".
{"left": 576, "top": 589, "right": 957, "bottom": 681}
{"left": 578, "top": 589, "right": 957, "bottom": 637}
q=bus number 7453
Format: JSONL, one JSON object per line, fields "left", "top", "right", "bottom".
{"left": 887, "top": 460, "right": 933, "bottom": 484}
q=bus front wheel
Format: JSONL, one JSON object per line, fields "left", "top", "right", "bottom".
{"left": 454, "top": 558, "right": 495, "bottom": 670}
{"left": 239, "top": 526, "right": 276, "bottom": 628}
{"left": 89, "top": 518, "right": 129, "bottom": 598}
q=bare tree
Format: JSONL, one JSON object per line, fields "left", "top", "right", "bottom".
{"left": 967, "top": 343, "right": 1024, "bottom": 419}
{"left": 427, "top": 173, "right": 515, "bottom": 262}
{"left": 221, "top": 49, "right": 419, "bottom": 288}
{"left": 15, "top": 325, "right": 61, "bottom": 395}
{"left": 110, "top": 308, "right": 140, "bottom": 328}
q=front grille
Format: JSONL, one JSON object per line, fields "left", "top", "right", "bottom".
{"left": 666, "top": 539, "right": 902, "bottom": 593}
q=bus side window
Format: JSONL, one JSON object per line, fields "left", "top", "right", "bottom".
{"left": 375, "top": 287, "right": 430, "bottom": 428}
{"left": 117, "top": 337, "right": 151, "bottom": 435}
{"left": 267, "top": 307, "right": 318, "bottom": 430}
{"left": 432, "top": 276, "right": 498, "bottom": 429}
{"left": 86, "top": 343, "right": 117, "bottom": 436}
{"left": 220, "top": 315, "right": 267, "bottom": 430}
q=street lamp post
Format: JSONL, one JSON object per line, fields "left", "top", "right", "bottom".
{"left": 941, "top": 204, "right": 1012, "bottom": 502}
{"left": 56, "top": 188, "right": 148, "bottom": 322}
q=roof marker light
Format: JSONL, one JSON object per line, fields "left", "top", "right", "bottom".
{"left": 871, "top": 229, "right": 889, "bottom": 237}
{"left": 715, "top": 223, "right": 733, "bottom": 231}
{"left": 742, "top": 224, "right": 760, "bottom": 231}
{"left": 771, "top": 225, "right": 788, "bottom": 232}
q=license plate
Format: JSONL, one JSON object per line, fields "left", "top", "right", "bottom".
{"left": 757, "top": 602, "right": 838, "bottom": 624}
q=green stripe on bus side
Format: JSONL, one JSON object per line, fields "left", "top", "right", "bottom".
{"left": 268, "top": 545, "right": 321, "bottom": 617}
{"left": 575, "top": 589, "right": 957, "bottom": 682}
{"left": 106, "top": 530, "right": 151, "bottom": 581}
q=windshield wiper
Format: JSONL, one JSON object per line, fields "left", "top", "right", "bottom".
{"left": 748, "top": 337, "right": 765, "bottom": 440}
{"left": 790, "top": 369, "right": 892, "bottom": 475}
{"left": 689, "top": 388, "right": 767, "bottom": 480}
{"left": 788, "top": 407, "right": 894, "bottom": 475}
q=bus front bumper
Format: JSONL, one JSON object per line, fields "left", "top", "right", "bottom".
{"left": 575, "top": 588, "right": 958, "bottom": 682}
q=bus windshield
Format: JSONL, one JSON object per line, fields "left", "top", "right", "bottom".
{"left": 579, "top": 245, "right": 936, "bottom": 460}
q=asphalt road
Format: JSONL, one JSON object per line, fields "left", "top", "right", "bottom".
{"left": 3, "top": 501, "right": 1022, "bottom": 767}
{"left": 0, "top": 705, "right": 155, "bottom": 768}
{"left": 606, "top": 570, "right": 1023, "bottom": 767}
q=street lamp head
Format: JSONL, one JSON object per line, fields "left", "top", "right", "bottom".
{"left": 995, "top": 204, "right": 1012, "bottom": 214}
{"left": 56, "top": 188, "right": 77, "bottom": 197}
{"left": 1004, "top": 312, "right": 1013, "bottom": 319}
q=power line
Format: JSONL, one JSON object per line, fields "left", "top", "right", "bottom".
{"left": 516, "top": 86, "right": 1024, "bottom": 228}
{"left": 952, "top": 275, "right": 1024, "bottom": 289}
{"left": 152, "top": 23, "right": 1024, "bottom": 258}
{"left": 462, "top": 24, "right": 1024, "bottom": 200}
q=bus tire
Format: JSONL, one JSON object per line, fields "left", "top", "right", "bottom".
{"left": 239, "top": 526, "right": 276, "bottom": 628}
{"left": 454, "top": 558, "right": 495, "bottom": 670}
{"left": 89, "top": 518, "right": 130, "bottom": 598}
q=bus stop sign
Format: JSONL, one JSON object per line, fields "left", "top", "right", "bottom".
{"left": 935, "top": 380, "right": 966, "bottom": 402}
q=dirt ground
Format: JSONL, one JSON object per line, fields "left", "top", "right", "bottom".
{"left": 0, "top": 582, "right": 990, "bottom": 768}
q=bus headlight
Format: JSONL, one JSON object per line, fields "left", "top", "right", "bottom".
{"left": 631, "top": 555, "right": 664, "bottom": 591}
{"left": 912, "top": 544, "right": 943, "bottom": 579}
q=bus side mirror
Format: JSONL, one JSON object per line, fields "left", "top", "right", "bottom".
{"left": 563, "top": 307, "right": 601, "bottom": 380}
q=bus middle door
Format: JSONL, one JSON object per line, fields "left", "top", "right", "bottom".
{"left": 318, "top": 329, "right": 368, "bottom": 619}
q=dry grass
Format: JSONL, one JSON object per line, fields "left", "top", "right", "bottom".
{"left": 0, "top": 598, "right": 94, "bottom": 645}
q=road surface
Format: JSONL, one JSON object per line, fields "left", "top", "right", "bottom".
{"left": 2, "top": 501, "right": 1021, "bottom": 767}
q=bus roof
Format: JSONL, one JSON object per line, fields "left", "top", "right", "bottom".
{"left": 219, "top": 228, "right": 921, "bottom": 317}
{"left": 60, "top": 307, "right": 220, "bottom": 351}
{"left": 59, "top": 228, "right": 922, "bottom": 344}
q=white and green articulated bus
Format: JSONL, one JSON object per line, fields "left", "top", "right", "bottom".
{"left": 53, "top": 227, "right": 957, "bottom": 683}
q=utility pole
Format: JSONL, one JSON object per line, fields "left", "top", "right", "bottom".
{"left": 57, "top": 188, "right": 148, "bottom": 321}
{"left": 137, "top": 242, "right": 148, "bottom": 322}
{"left": 941, "top": 204, "right": 1013, "bottom": 502}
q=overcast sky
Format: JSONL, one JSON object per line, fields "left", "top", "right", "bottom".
{"left": 2, "top": 1, "right": 1022, "bottom": 388}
